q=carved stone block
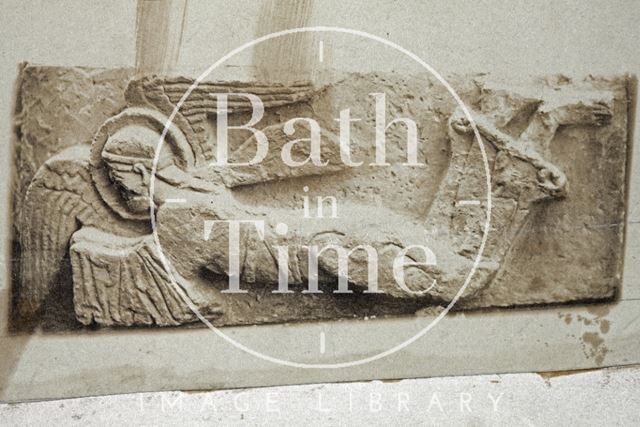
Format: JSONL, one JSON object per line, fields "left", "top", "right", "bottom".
{"left": 10, "top": 65, "right": 631, "bottom": 330}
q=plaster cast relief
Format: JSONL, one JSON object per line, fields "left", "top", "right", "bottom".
{"left": 10, "top": 66, "right": 630, "bottom": 329}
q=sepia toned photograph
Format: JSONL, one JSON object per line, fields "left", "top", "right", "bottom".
{"left": 0, "top": 0, "right": 639, "bottom": 425}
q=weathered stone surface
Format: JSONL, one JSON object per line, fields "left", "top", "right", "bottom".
{"left": 10, "top": 65, "right": 631, "bottom": 329}
{"left": 70, "top": 227, "right": 222, "bottom": 326}
{"left": 12, "top": 65, "right": 133, "bottom": 229}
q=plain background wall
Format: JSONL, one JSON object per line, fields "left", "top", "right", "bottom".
{"left": 1, "top": 0, "right": 639, "bottom": 73}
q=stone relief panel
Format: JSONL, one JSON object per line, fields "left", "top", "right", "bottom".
{"left": 9, "top": 65, "right": 631, "bottom": 330}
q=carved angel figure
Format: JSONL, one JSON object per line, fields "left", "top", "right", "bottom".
{"left": 17, "top": 75, "right": 612, "bottom": 326}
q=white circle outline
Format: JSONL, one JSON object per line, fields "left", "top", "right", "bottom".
{"left": 149, "top": 26, "right": 492, "bottom": 369}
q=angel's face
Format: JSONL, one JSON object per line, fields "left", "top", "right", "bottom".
{"left": 101, "top": 125, "right": 176, "bottom": 213}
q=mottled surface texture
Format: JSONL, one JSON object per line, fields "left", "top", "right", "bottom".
{"left": 9, "top": 65, "right": 631, "bottom": 330}
{"left": 2, "top": 366, "right": 639, "bottom": 426}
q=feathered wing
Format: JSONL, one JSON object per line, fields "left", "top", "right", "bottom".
{"left": 125, "top": 76, "right": 318, "bottom": 167}
{"left": 17, "top": 144, "right": 132, "bottom": 318}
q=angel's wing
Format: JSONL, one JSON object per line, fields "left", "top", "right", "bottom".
{"left": 17, "top": 145, "right": 136, "bottom": 318}
{"left": 125, "top": 76, "right": 318, "bottom": 167}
